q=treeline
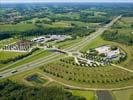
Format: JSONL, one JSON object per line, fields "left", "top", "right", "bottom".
{"left": 102, "top": 30, "right": 133, "bottom": 45}
{"left": 0, "top": 27, "right": 95, "bottom": 40}
{"left": 0, "top": 80, "right": 86, "bottom": 100}
{"left": 0, "top": 33, "right": 12, "bottom": 40}
{"left": 0, "top": 48, "right": 39, "bottom": 64}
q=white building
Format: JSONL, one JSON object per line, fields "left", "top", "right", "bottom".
{"left": 95, "top": 45, "right": 120, "bottom": 59}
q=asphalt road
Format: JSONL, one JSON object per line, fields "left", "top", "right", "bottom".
{"left": 0, "top": 15, "right": 122, "bottom": 79}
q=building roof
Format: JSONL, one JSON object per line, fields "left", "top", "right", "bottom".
{"left": 16, "top": 40, "right": 32, "bottom": 46}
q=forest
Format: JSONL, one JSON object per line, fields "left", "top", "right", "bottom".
{"left": 0, "top": 80, "right": 86, "bottom": 100}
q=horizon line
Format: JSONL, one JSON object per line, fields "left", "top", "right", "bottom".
{"left": 1, "top": 2, "right": 133, "bottom": 4}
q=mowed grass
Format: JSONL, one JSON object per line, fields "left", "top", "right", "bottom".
{"left": 0, "top": 51, "right": 26, "bottom": 69}
{"left": 113, "top": 17, "right": 133, "bottom": 28}
{"left": 7, "top": 68, "right": 41, "bottom": 85}
{"left": 113, "top": 89, "right": 133, "bottom": 100}
{"left": 80, "top": 36, "right": 113, "bottom": 52}
{"left": 0, "top": 51, "right": 25, "bottom": 61}
{"left": 51, "top": 21, "right": 72, "bottom": 27}
{"left": 0, "top": 50, "right": 52, "bottom": 71}
{"left": 0, "top": 21, "right": 71, "bottom": 32}
{"left": 54, "top": 13, "right": 80, "bottom": 20}
{"left": 0, "top": 23, "right": 37, "bottom": 32}
{"left": 69, "top": 90, "right": 96, "bottom": 100}
{"left": 121, "top": 17, "right": 133, "bottom": 23}
{"left": 56, "top": 37, "right": 84, "bottom": 49}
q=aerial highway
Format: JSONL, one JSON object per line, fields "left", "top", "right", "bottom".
{"left": 0, "top": 15, "right": 122, "bottom": 79}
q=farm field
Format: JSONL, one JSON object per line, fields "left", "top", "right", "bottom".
{"left": 113, "top": 17, "right": 133, "bottom": 28}
{"left": 0, "top": 20, "right": 99, "bottom": 32}
{"left": 0, "top": 23, "right": 38, "bottom": 32}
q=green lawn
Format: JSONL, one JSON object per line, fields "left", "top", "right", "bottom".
{"left": 122, "top": 17, "right": 133, "bottom": 23}
{"left": 0, "top": 51, "right": 25, "bottom": 61}
{"left": 0, "top": 20, "right": 72, "bottom": 32}
{"left": 0, "top": 51, "right": 26, "bottom": 68}
{"left": 56, "top": 37, "right": 84, "bottom": 49}
{"left": 80, "top": 36, "right": 113, "bottom": 52}
{"left": 0, "top": 50, "right": 51, "bottom": 71}
{"left": 0, "top": 23, "right": 37, "bottom": 32}
{"left": 113, "top": 89, "right": 133, "bottom": 100}
{"left": 7, "top": 68, "right": 42, "bottom": 84}
{"left": 69, "top": 90, "right": 96, "bottom": 100}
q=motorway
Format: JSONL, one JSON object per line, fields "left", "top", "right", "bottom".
{"left": 0, "top": 15, "right": 122, "bottom": 79}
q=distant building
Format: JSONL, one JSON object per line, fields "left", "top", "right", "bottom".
{"left": 16, "top": 40, "right": 32, "bottom": 50}
{"left": 95, "top": 45, "right": 120, "bottom": 59}
{"left": 2, "top": 40, "right": 33, "bottom": 52}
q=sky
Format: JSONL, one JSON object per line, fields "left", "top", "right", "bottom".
{"left": 1, "top": 0, "right": 133, "bottom": 3}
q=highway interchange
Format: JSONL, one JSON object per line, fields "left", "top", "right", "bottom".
{"left": 0, "top": 15, "right": 122, "bottom": 79}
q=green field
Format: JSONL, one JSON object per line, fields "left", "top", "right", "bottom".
{"left": 0, "top": 51, "right": 25, "bottom": 61}
{"left": 0, "top": 50, "right": 51, "bottom": 71}
{"left": 0, "top": 51, "right": 27, "bottom": 69}
{"left": 56, "top": 37, "right": 84, "bottom": 49}
{"left": 0, "top": 23, "right": 38, "bottom": 32}
{"left": 0, "top": 21, "right": 70, "bottom": 32}
{"left": 69, "top": 90, "right": 96, "bottom": 100}
{"left": 113, "top": 89, "right": 133, "bottom": 100}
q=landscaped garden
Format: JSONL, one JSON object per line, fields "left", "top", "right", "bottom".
{"left": 78, "top": 45, "right": 126, "bottom": 67}
{"left": 41, "top": 57, "right": 133, "bottom": 88}
{"left": 25, "top": 74, "right": 48, "bottom": 85}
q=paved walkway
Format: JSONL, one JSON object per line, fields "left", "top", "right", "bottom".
{"left": 39, "top": 72, "right": 133, "bottom": 91}
{"left": 112, "top": 64, "right": 133, "bottom": 73}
